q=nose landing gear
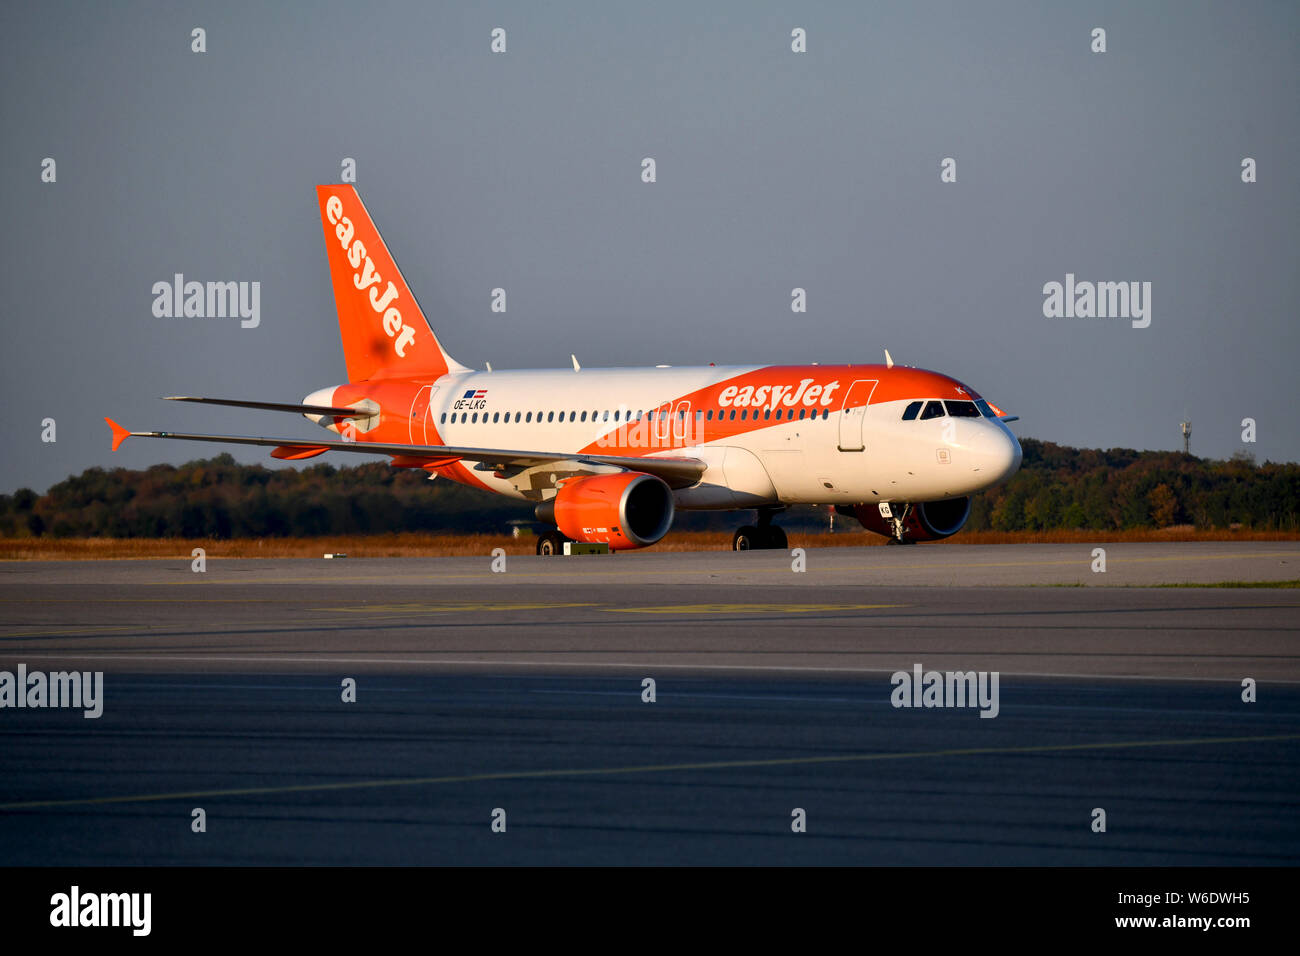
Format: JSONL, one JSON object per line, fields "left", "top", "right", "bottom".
{"left": 881, "top": 502, "right": 917, "bottom": 544}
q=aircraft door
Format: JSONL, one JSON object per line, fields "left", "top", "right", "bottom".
{"left": 409, "top": 385, "right": 439, "bottom": 444}
{"left": 672, "top": 400, "right": 692, "bottom": 444}
{"left": 837, "top": 379, "right": 877, "bottom": 452}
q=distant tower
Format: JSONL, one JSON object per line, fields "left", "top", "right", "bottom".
{"left": 1180, "top": 419, "right": 1192, "bottom": 455}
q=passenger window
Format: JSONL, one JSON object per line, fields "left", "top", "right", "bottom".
{"left": 580, "top": 411, "right": 587, "bottom": 422}
{"left": 945, "top": 400, "right": 980, "bottom": 418}
{"left": 515, "top": 412, "right": 521, "bottom": 423}
{"left": 902, "top": 401, "right": 923, "bottom": 421}
{"left": 492, "top": 412, "right": 499, "bottom": 423}
{"left": 799, "top": 408, "right": 806, "bottom": 420}
{"left": 729, "top": 410, "right": 736, "bottom": 421}
{"left": 920, "top": 401, "right": 946, "bottom": 420}
{"left": 440, "top": 413, "right": 446, "bottom": 424}
{"left": 547, "top": 412, "right": 554, "bottom": 422}
{"left": 764, "top": 409, "right": 771, "bottom": 420}
{"left": 472, "top": 413, "right": 478, "bottom": 423}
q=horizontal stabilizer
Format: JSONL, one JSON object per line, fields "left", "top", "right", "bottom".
{"left": 164, "top": 396, "right": 365, "bottom": 418}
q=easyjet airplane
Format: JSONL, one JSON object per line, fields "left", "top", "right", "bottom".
{"left": 106, "top": 185, "right": 1022, "bottom": 553}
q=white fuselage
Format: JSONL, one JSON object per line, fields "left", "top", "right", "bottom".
{"left": 308, "top": 362, "right": 1023, "bottom": 510}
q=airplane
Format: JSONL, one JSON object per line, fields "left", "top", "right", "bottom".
{"left": 105, "top": 185, "right": 1022, "bottom": 554}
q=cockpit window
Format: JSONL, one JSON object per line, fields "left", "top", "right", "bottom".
{"left": 945, "top": 400, "right": 981, "bottom": 418}
{"left": 975, "top": 399, "right": 996, "bottom": 418}
{"left": 902, "top": 400, "right": 923, "bottom": 421}
{"left": 919, "top": 400, "right": 946, "bottom": 420}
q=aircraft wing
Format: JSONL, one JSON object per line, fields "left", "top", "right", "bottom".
{"left": 104, "top": 419, "right": 706, "bottom": 488}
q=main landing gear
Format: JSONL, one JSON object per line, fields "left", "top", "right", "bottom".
{"left": 536, "top": 530, "right": 571, "bottom": 555}
{"left": 731, "top": 507, "right": 788, "bottom": 551}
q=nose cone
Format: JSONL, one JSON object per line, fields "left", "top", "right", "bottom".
{"left": 1000, "top": 429, "right": 1023, "bottom": 483}
{"left": 969, "top": 423, "right": 1022, "bottom": 487}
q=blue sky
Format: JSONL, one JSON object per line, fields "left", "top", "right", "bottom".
{"left": 3, "top": 0, "right": 1296, "bottom": 492}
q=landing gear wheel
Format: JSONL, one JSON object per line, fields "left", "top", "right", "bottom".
{"left": 537, "top": 531, "right": 566, "bottom": 556}
{"left": 732, "top": 526, "right": 759, "bottom": 551}
{"left": 761, "top": 526, "right": 788, "bottom": 550}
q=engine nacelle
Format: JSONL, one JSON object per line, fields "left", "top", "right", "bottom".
{"left": 839, "top": 497, "right": 972, "bottom": 542}
{"left": 535, "top": 472, "right": 674, "bottom": 550}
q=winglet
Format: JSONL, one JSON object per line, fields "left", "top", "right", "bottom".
{"left": 987, "top": 402, "right": 1019, "bottom": 423}
{"left": 105, "top": 418, "right": 132, "bottom": 452}
{"left": 884, "top": 349, "right": 895, "bottom": 369}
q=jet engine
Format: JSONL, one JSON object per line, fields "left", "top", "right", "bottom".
{"left": 535, "top": 472, "right": 675, "bottom": 550}
{"left": 839, "top": 497, "right": 972, "bottom": 542}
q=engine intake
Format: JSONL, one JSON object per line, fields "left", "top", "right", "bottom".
{"left": 535, "top": 472, "right": 674, "bottom": 550}
{"left": 838, "top": 496, "right": 972, "bottom": 542}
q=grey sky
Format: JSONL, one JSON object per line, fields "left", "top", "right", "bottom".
{"left": 3, "top": 1, "right": 1297, "bottom": 494}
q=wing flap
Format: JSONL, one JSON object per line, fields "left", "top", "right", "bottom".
{"left": 390, "top": 455, "right": 463, "bottom": 469}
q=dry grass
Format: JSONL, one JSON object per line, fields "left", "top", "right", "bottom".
{"left": 0, "top": 526, "right": 1295, "bottom": 560}
{"left": 941, "top": 527, "right": 1299, "bottom": 545}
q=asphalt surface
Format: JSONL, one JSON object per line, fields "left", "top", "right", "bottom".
{"left": 1, "top": 674, "right": 1295, "bottom": 865}
{"left": 1, "top": 544, "right": 1297, "bottom": 865}
{"left": 1, "top": 545, "right": 1297, "bottom": 680}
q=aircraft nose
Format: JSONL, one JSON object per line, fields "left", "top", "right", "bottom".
{"left": 1000, "top": 429, "right": 1023, "bottom": 482}
{"left": 970, "top": 423, "right": 1021, "bottom": 485}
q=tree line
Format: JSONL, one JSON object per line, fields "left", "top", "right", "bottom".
{"left": 1, "top": 441, "right": 1296, "bottom": 539}
{"left": 966, "top": 441, "right": 1297, "bottom": 532}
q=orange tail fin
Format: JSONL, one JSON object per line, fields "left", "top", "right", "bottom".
{"left": 315, "top": 185, "right": 466, "bottom": 383}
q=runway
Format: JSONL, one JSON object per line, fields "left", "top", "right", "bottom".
{"left": 1, "top": 674, "right": 1296, "bottom": 865}
{"left": 1, "top": 543, "right": 1297, "bottom": 680}
{"left": 1, "top": 544, "right": 1297, "bottom": 865}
